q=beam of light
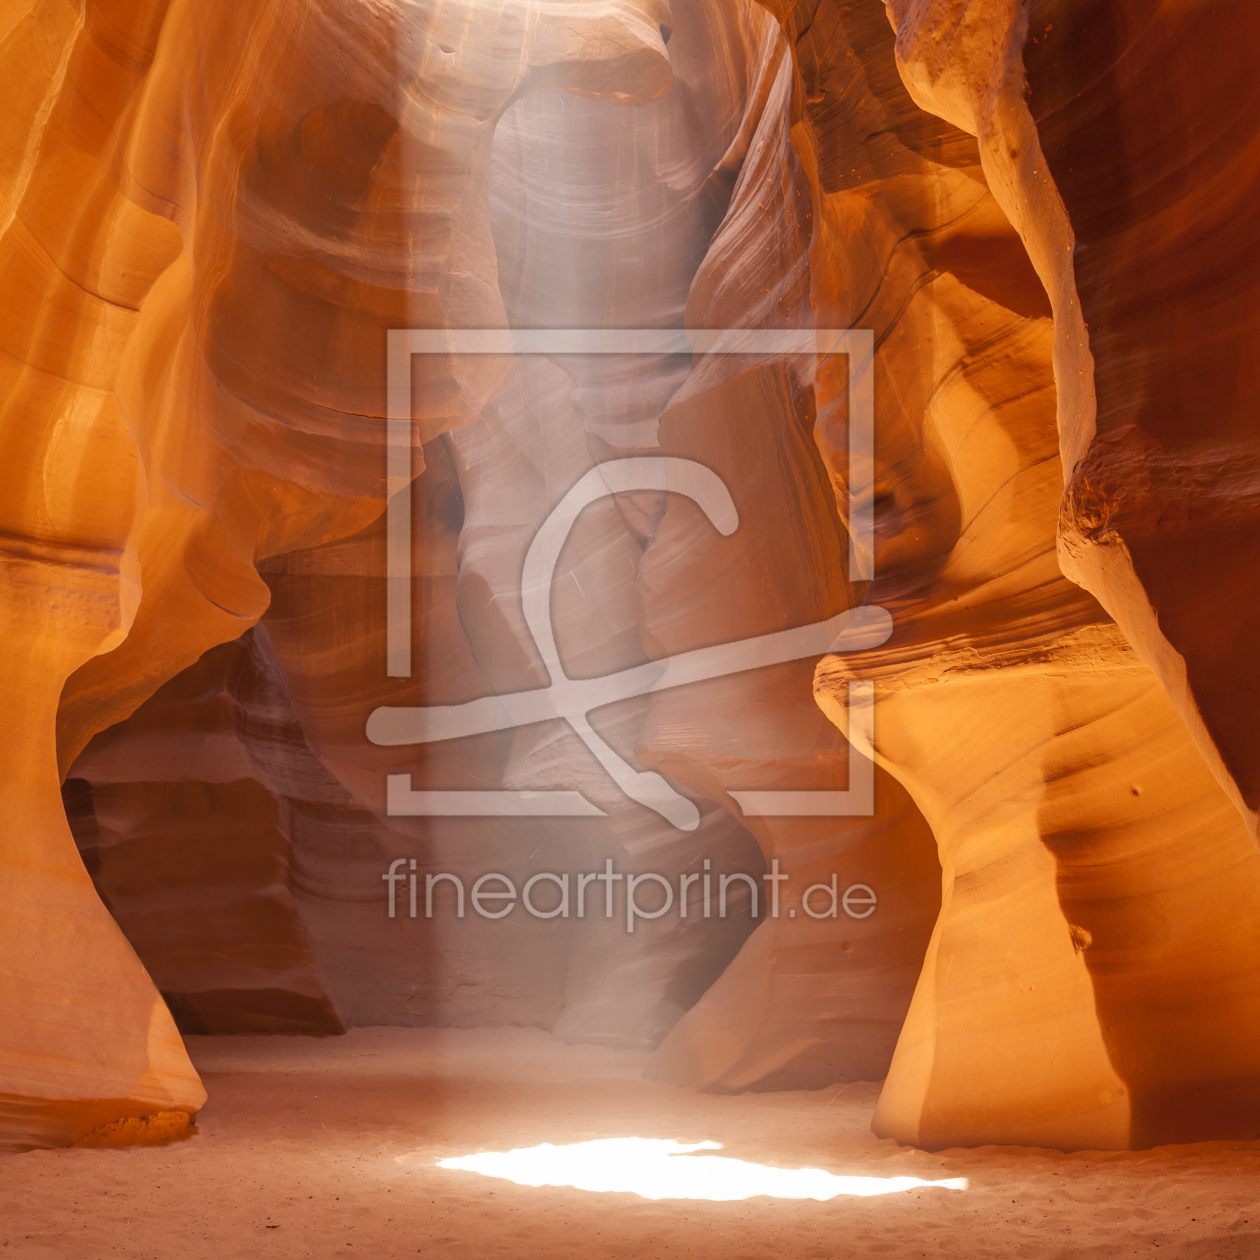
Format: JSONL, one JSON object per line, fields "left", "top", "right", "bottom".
{"left": 435, "top": 1138, "right": 968, "bottom": 1202}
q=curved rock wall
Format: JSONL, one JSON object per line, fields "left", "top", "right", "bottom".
{"left": 7, "top": 0, "right": 1259, "bottom": 1156}
{"left": 800, "top": 0, "right": 1260, "bottom": 1148}
{"left": 64, "top": 634, "right": 344, "bottom": 1036}
{"left": 1029, "top": 0, "right": 1260, "bottom": 847}
{"left": 58, "top": 0, "right": 939, "bottom": 1093}
{"left": 639, "top": 22, "right": 940, "bottom": 1091}
{"left": 0, "top": 0, "right": 672, "bottom": 1149}
{"left": 59, "top": 0, "right": 785, "bottom": 1051}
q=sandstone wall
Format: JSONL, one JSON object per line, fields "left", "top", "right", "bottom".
{"left": 63, "top": 0, "right": 931, "bottom": 1076}
{"left": 5, "top": 0, "right": 1258, "bottom": 1155}
{"left": 0, "top": 0, "right": 673, "bottom": 1150}
{"left": 794, "top": 0, "right": 1260, "bottom": 1149}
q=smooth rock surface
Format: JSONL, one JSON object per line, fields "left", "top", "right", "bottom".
{"left": 0, "top": 0, "right": 674, "bottom": 1149}
{"left": 5, "top": 0, "right": 1259, "bottom": 1163}
{"left": 801, "top": 0, "right": 1260, "bottom": 1149}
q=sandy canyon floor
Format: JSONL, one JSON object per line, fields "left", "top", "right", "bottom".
{"left": 2, "top": 1027, "right": 1259, "bottom": 1259}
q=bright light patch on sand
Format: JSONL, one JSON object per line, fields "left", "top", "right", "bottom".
{"left": 436, "top": 1138, "right": 968, "bottom": 1202}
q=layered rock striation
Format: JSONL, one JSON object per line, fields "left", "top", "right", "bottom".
{"left": 801, "top": 0, "right": 1260, "bottom": 1148}
{"left": 0, "top": 0, "right": 673, "bottom": 1150}
{"left": 5, "top": 0, "right": 1259, "bottom": 1156}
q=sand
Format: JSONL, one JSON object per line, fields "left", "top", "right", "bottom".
{"left": 2, "top": 1027, "right": 1258, "bottom": 1259}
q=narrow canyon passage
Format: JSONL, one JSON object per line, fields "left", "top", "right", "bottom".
{"left": 4, "top": 0, "right": 1260, "bottom": 1254}
{"left": 58, "top": 0, "right": 943, "bottom": 1097}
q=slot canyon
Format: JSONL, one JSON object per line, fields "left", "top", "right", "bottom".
{"left": 2, "top": 0, "right": 1259, "bottom": 1255}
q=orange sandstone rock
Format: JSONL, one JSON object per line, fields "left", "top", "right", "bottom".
{"left": 798, "top": 0, "right": 1260, "bottom": 1148}
{"left": 641, "top": 19, "right": 940, "bottom": 1090}
{"left": 65, "top": 634, "right": 344, "bottom": 1036}
{"left": 61, "top": 0, "right": 775, "bottom": 1051}
{"left": 9, "top": 0, "right": 1258, "bottom": 1160}
{"left": 1, "top": 0, "right": 671, "bottom": 1149}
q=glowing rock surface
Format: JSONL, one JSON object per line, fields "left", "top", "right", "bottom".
{"left": 2, "top": 0, "right": 1257, "bottom": 1157}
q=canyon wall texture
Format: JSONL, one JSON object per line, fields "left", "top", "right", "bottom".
{"left": 4, "top": 0, "right": 1258, "bottom": 1156}
{"left": 799, "top": 0, "right": 1260, "bottom": 1148}
{"left": 637, "top": 21, "right": 940, "bottom": 1090}
{"left": 0, "top": 0, "right": 676, "bottom": 1150}
{"left": 63, "top": 0, "right": 938, "bottom": 1085}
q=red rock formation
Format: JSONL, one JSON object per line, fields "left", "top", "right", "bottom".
{"left": 639, "top": 19, "right": 940, "bottom": 1091}
{"left": 1, "top": 0, "right": 672, "bottom": 1150}
{"left": 65, "top": 637, "right": 343, "bottom": 1036}
{"left": 796, "top": 0, "right": 1260, "bottom": 1148}
{"left": 9, "top": 0, "right": 1260, "bottom": 1159}
{"left": 61, "top": 0, "right": 777, "bottom": 1052}
{"left": 1029, "top": 0, "right": 1260, "bottom": 849}
{"left": 57, "top": 0, "right": 940, "bottom": 1089}
{"left": 878, "top": 0, "right": 1260, "bottom": 848}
